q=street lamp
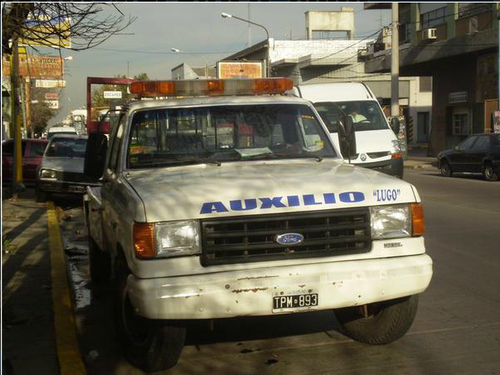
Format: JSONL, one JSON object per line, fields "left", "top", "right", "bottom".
{"left": 64, "top": 56, "right": 74, "bottom": 61}
{"left": 221, "top": 12, "right": 271, "bottom": 77}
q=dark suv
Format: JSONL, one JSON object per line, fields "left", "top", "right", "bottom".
{"left": 437, "top": 133, "right": 500, "bottom": 181}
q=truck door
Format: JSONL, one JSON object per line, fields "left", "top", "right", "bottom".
{"left": 101, "top": 116, "right": 126, "bottom": 253}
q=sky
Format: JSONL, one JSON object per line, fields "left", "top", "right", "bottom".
{"left": 43, "top": 2, "right": 391, "bottom": 125}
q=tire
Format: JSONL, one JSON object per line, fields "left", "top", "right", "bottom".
{"left": 335, "top": 295, "right": 419, "bottom": 345}
{"left": 483, "top": 163, "right": 499, "bottom": 182}
{"left": 88, "top": 237, "right": 111, "bottom": 283}
{"left": 35, "top": 187, "right": 49, "bottom": 203}
{"left": 115, "top": 257, "right": 186, "bottom": 372}
{"left": 439, "top": 160, "right": 453, "bottom": 177}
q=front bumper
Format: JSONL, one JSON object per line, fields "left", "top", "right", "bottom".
{"left": 38, "top": 180, "right": 97, "bottom": 194}
{"left": 354, "top": 157, "right": 404, "bottom": 178}
{"left": 128, "top": 254, "right": 433, "bottom": 320}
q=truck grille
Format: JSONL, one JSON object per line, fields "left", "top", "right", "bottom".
{"left": 201, "top": 208, "right": 371, "bottom": 266}
{"left": 55, "top": 171, "right": 91, "bottom": 183}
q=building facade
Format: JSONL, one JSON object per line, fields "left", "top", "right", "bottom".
{"left": 365, "top": 3, "right": 498, "bottom": 155}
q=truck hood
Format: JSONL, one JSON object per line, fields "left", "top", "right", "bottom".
{"left": 125, "top": 159, "right": 417, "bottom": 222}
{"left": 329, "top": 129, "right": 397, "bottom": 159}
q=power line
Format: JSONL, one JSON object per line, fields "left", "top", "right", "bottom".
{"left": 93, "top": 47, "right": 234, "bottom": 55}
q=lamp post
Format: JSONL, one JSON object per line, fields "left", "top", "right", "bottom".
{"left": 221, "top": 12, "right": 271, "bottom": 77}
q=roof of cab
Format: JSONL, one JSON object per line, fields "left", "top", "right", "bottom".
{"left": 294, "top": 82, "right": 374, "bottom": 102}
{"left": 126, "top": 94, "right": 310, "bottom": 112}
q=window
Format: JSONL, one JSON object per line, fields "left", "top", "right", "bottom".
{"left": 46, "top": 138, "right": 87, "bottom": 158}
{"left": 2, "top": 140, "right": 26, "bottom": 156}
{"left": 458, "top": 3, "right": 490, "bottom": 19}
{"left": 458, "top": 136, "right": 477, "bottom": 150}
{"left": 471, "top": 136, "right": 490, "bottom": 150}
{"left": 127, "top": 104, "right": 337, "bottom": 169}
{"left": 421, "top": 7, "right": 447, "bottom": 29}
{"left": 314, "top": 101, "right": 389, "bottom": 133}
{"left": 419, "top": 77, "right": 432, "bottom": 92}
{"left": 28, "top": 142, "right": 47, "bottom": 157}
{"left": 453, "top": 112, "right": 470, "bottom": 136}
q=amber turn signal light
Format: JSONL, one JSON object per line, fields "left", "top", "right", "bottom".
{"left": 411, "top": 203, "right": 425, "bottom": 236}
{"left": 133, "top": 222, "right": 155, "bottom": 258}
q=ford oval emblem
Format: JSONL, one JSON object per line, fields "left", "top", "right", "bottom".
{"left": 275, "top": 233, "right": 304, "bottom": 246}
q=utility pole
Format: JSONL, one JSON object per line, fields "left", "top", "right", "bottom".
{"left": 11, "top": 34, "right": 24, "bottom": 194}
{"left": 391, "top": 2, "right": 400, "bottom": 117}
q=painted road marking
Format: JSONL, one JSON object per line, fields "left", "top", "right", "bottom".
{"left": 47, "top": 202, "right": 87, "bottom": 375}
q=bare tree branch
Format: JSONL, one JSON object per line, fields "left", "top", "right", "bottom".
{"left": 3, "top": 3, "right": 136, "bottom": 54}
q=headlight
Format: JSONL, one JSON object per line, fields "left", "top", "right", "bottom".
{"left": 391, "top": 139, "right": 401, "bottom": 153}
{"left": 155, "top": 220, "right": 200, "bottom": 257}
{"left": 370, "top": 204, "right": 411, "bottom": 239}
{"left": 40, "top": 169, "right": 57, "bottom": 179}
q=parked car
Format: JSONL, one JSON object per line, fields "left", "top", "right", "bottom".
{"left": 47, "top": 126, "right": 78, "bottom": 140}
{"left": 2, "top": 138, "right": 49, "bottom": 185}
{"left": 36, "top": 134, "right": 96, "bottom": 201}
{"left": 437, "top": 133, "right": 500, "bottom": 181}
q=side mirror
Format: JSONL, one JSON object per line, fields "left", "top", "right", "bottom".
{"left": 339, "top": 116, "right": 357, "bottom": 160}
{"left": 84, "top": 132, "right": 108, "bottom": 182}
{"left": 390, "top": 117, "right": 400, "bottom": 134}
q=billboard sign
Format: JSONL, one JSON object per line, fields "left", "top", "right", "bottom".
{"left": 217, "top": 61, "right": 264, "bottom": 79}
{"left": 2, "top": 54, "right": 64, "bottom": 79}
{"left": 19, "top": 16, "right": 71, "bottom": 49}
{"left": 45, "top": 92, "right": 59, "bottom": 100}
{"left": 35, "top": 79, "right": 66, "bottom": 88}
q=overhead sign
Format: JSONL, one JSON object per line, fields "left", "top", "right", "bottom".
{"left": 19, "top": 16, "right": 71, "bottom": 49}
{"left": 35, "top": 79, "right": 66, "bottom": 88}
{"left": 217, "top": 61, "right": 264, "bottom": 79}
{"left": 2, "top": 54, "right": 64, "bottom": 79}
{"left": 104, "top": 91, "right": 123, "bottom": 99}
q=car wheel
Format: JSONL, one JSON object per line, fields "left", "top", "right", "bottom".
{"left": 440, "top": 160, "right": 453, "bottom": 177}
{"left": 335, "top": 295, "right": 419, "bottom": 345}
{"left": 88, "top": 237, "right": 111, "bottom": 283}
{"left": 115, "top": 257, "right": 186, "bottom": 372}
{"left": 483, "top": 163, "right": 499, "bottom": 182}
{"left": 35, "top": 187, "right": 49, "bottom": 203}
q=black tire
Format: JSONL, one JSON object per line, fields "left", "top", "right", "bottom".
{"left": 115, "top": 257, "right": 186, "bottom": 372}
{"left": 483, "top": 163, "right": 499, "bottom": 182}
{"left": 335, "top": 295, "right": 419, "bottom": 345}
{"left": 439, "top": 160, "right": 453, "bottom": 177}
{"left": 88, "top": 237, "right": 111, "bottom": 283}
{"left": 35, "top": 187, "right": 49, "bottom": 203}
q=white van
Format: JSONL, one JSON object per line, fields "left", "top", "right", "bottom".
{"left": 291, "top": 82, "right": 403, "bottom": 178}
{"left": 47, "top": 126, "right": 78, "bottom": 140}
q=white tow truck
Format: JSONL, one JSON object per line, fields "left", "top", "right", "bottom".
{"left": 83, "top": 77, "right": 433, "bottom": 372}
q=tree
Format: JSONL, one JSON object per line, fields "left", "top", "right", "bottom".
{"left": 30, "top": 101, "right": 56, "bottom": 137}
{"left": 2, "top": 3, "right": 136, "bottom": 54}
{"left": 91, "top": 73, "right": 149, "bottom": 109}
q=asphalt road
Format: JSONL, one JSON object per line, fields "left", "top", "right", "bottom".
{"left": 60, "top": 169, "right": 500, "bottom": 375}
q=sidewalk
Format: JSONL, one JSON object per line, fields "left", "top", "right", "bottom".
{"left": 2, "top": 188, "right": 87, "bottom": 375}
{"left": 404, "top": 145, "right": 438, "bottom": 171}
{"left": 2, "top": 188, "right": 59, "bottom": 375}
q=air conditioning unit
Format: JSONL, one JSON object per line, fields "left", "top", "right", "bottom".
{"left": 422, "top": 28, "right": 437, "bottom": 40}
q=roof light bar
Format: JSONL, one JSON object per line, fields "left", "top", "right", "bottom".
{"left": 129, "top": 78, "right": 293, "bottom": 97}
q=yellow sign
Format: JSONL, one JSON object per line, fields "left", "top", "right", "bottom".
{"left": 19, "top": 16, "right": 71, "bottom": 49}
{"left": 217, "top": 61, "right": 263, "bottom": 79}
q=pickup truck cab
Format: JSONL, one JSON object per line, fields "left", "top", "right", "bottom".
{"left": 84, "top": 78, "right": 432, "bottom": 372}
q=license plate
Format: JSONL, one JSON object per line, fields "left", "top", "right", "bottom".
{"left": 273, "top": 293, "right": 318, "bottom": 310}
{"left": 68, "top": 185, "right": 84, "bottom": 193}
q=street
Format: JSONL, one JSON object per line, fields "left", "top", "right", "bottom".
{"left": 55, "top": 168, "right": 500, "bottom": 375}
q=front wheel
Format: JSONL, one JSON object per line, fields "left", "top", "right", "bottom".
{"left": 115, "top": 258, "right": 186, "bottom": 372}
{"left": 335, "top": 295, "right": 419, "bottom": 345}
{"left": 483, "top": 163, "right": 499, "bottom": 182}
{"left": 439, "top": 160, "right": 453, "bottom": 177}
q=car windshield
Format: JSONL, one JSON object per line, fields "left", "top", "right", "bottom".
{"left": 45, "top": 138, "right": 87, "bottom": 158}
{"left": 314, "top": 101, "right": 389, "bottom": 132}
{"left": 48, "top": 131, "right": 77, "bottom": 140}
{"left": 127, "top": 104, "right": 337, "bottom": 169}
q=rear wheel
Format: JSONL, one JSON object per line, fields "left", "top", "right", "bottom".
{"left": 88, "top": 237, "right": 111, "bottom": 283}
{"left": 335, "top": 295, "right": 419, "bottom": 345}
{"left": 439, "top": 160, "right": 453, "bottom": 177}
{"left": 483, "top": 163, "right": 499, "bottom": 182}
{"left": 115, "top": 257, "right": 186, "bottom": 372}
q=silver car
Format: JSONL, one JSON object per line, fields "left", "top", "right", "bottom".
{"left": 36, "top": 134, "right": 96, "bottom": 201}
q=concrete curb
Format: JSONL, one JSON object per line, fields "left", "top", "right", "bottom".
{"left": 47, "top": 202, "right": 88, "bottom": 375}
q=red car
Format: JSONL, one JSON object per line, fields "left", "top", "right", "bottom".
{"left": 2, "top": 138, "right": 49, "bottom": 185}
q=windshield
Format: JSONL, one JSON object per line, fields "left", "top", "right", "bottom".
{"left": 45, "top": 138, "right": 87, "bottom": 158}
{"left": 127, "top": 104, "right": 337, "bottom": 169}
{"left": 47, "top": 131, "right": 77, "bottom": 140}
{"left": 314, "top": 101, "right": 389, "bottom": 132}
